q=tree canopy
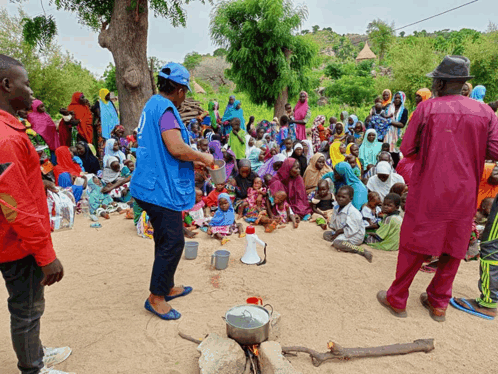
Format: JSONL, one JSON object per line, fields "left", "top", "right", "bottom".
{"left": 210, "top": 0, "right": 318, "bottom": 110}
{"left": 367, "top": 19, "right": 395, "bottom": 63}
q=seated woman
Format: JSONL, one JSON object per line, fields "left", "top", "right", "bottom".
{"left": 257, "top": 153, "right": 286, "bottom": 178}
{"left": 103, "top": 138, "right": 126, "bottom": 167}
{"left": 53, "top": 146, "right": 82, "bottom": 182}
{"left": 366, "top": 161, "right": 405, "bottom": 201}
{"left": 85, "top": 174, "right": 118, "bottom": 219}
{"left": 101, "top": 156, "right": 132, "bottom": 201}
{"left": 268, "top": 158, "right": 312, "bottom": 220}
{"left": 57, "top": 172, "right": 87, "bottom": 203}
{"left": 322, "top": 162, "right": 368, "bottom": 211}
{"left": 303, "top": 153, "right": 332, "bottom": 194}
{"left": 76, "top": 141, "right": 101, "bottom": 174}
{"left": 291, "top": 143, "right": 307, "bottom": 177}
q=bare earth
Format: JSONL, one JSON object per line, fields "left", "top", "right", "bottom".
{"left": 1, "top": 214, "right": 497, "bottom": 374}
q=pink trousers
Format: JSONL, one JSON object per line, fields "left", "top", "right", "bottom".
{"left": 386, "top": 248, "right": 461, "bottom": 310}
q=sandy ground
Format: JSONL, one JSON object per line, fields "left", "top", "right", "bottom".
{"left": 1, "top": 213, "right": 497, "bottom": 374}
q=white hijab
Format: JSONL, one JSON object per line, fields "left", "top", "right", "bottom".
{"left": 245, "top": 135, "right": 256, "bottom": 158}
{"left": 366, "top": 161, "right": 405, "bottom": 200}
{"left": 102, "top": 156, "right": 122, "bottom": 184}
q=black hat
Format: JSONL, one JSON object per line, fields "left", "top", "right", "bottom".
{"left": 426, "top": 55, "right": 474, "bottom": 80}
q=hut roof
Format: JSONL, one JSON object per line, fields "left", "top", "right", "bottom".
{"left": 356, "top": 42, "right": 377, "bottom": 61}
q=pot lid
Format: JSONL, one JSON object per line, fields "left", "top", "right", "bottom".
{"left": 225, "top": 305, "right": 270, "bottom": 329}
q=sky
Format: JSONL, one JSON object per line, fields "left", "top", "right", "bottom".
{"left": 1, "top": 0, "right": 496, "bottom": 77}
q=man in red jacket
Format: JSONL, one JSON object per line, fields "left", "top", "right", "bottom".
{"left": 0, "top": 55, "right": 74, "bottom": 373}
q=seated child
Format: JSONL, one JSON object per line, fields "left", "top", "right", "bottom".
{"left": 329, "top": 116, "right": 337, "bottom": 132}
{"left": 198, "top": 138, "right": 209, "bottom": 153}
{"left": 264, "top": 190, "right": 298, "bottom": 229}
{"left": 361, "top": 191, "right": 382, "bottom": 229}
{"left": 238, "top": 177, "right": 267, "bottom": 221}
{"left": 204, "top": 183, "right": 228, "bottom": 212}
{"left": 346, "top": 155, "right": 361, "bottom": 178}
{"left": 390, "top": 182, "right": 407, "bottom": 196}
{"left": 225, "top": 176, "right": 238, "bottom": 202}
{"left": 476, "top": 197, "right": 493, "bottom": 226}
{"left": 353, "top": 122, "right": 365, "bottom": 146}
{"left": 400, "top": 191, "right": 407, "bottom": 218}
{"left": 333, "top": 123, "right": 347, "bottom": 143}
{"left": 323, "top": 186, "right": 372, "bottom": 262}
{"left": 365, "top": 193, "right": 403, "bottom": 251}
{"left": 381, "top": 143, "right": 390, "bottom": 153}
{"left": 262, "top": 173, "right": 273, "bottom": 187}
{"left": 69, "top": 146, "right": 85, "bottom": 171}
{"left": 195, "top": 172, "right": 214, "bottom": 196}
{"left": 207, "top": 193, "right": 245, "bottom": 245}
{"left": 311, "top": 180, "right": 335, "bottom": 230}
{"left": 185, "top": 189, "right": 211, "bottom": 228}
{"left": 281, "top": 137, "right": 294, "bottom": 158}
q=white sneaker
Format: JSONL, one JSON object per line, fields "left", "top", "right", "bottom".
{"left": 42, "top": 346, "right": 72, "bottom": 368}
{"left": 40, "top": 367, "right": 75, "bottom": 374}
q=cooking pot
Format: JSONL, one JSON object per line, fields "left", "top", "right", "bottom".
{"left": 223, "top": 304, "right": 273, "bottom": 345}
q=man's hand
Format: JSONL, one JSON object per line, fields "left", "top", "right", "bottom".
{"left": 198, "top": 153, "right": 215, "bottom": 168}
{"left": 40, "top": 258, "right": 64, "bottom": 286}
{"left": 43, "top": 180, "right": 58, "bottom": 194}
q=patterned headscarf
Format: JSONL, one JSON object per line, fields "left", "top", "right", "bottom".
{"left": 382, "top": 89, "right": 392, "bottom": 106}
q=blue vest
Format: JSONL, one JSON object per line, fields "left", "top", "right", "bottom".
{"left": 131, "top": 95, "right": 195, "bottom": 211}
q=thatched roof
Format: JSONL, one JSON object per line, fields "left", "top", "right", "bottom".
{"left": 193, "top": 81, "right": 206, "bottom": 94}
{"left": 356, "top": 42, "right": 377, "bottom": 61}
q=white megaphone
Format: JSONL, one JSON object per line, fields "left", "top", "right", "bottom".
{"left": 241, "top": 226, "right": 267, "bottom": 265}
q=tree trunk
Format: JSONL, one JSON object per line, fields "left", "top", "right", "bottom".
{"left": 98, "top": 0, "right": 153, "bottom": 134}
{"left": 273, "top": 87, "right": 288, "bottom": 120}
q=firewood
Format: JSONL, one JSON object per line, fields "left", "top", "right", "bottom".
{"left": 178, "top": 331, "right": 203, "bottom": 345}
{"left": 281, "top": 339, "right": 435, "bottom": 367}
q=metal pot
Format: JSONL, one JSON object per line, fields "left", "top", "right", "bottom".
{"left": 223, "top": 304, "right": 273, "bottom": 345}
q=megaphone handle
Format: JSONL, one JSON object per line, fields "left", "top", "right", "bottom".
{"left": 257, "top": 244, "right": 267, "bottom": 266}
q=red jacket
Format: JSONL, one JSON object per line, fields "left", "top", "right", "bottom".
{"left": 0, "top": 110, "right": 56, "bottom": 266}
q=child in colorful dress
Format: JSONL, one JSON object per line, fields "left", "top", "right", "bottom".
{"left": 204, "top": 183, "right": 228, "bottom": 212}
{"left": 311, "top": 180, "right": 335, "bottom": 230}
{"left": 361, "top": 191, "right": 382, "bottom": 229}
{"left": 207, "top": 193, "right": 245, "bottom": 245}
{"left": 269, "top": 190, "right": 298, "bottom": 229}
{"left": 353, "top": 122, "right": 365, "bottom": 146}
{"left": 365, "top": 193, "right": 403, "bottom": 251}
{"left": 185, "top": 189, "right": 211, "bottom": 229}
{"left": 333, "top": 123, "right": 347, "bottom": 143}
{"left": 237, "top": 177, "right": 267, "bottom": 221}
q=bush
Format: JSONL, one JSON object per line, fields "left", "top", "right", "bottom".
{"left": 325, "top": 76, "right": 377, "bottom": 107}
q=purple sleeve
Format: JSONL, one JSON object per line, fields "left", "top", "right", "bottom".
{"left": 160, "top": 110, "right": 181, "bottom": 133}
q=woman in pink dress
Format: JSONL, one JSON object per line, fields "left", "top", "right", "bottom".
{"left": 292, "top": 91, "right": 310, "bottom": 140}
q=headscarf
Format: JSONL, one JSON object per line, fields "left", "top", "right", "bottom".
{"left": 99, "top": 88, "right": 120, "bottom": 139}
{"left": 359, "top": 129, "right": 382, "bottom": 167}
{"left": 329, "top": 142, "right": 346, "bottom": 166}
{"left": 303, "top": 153, "right": 332, "bottom": 194}
{"left": 57, "top": 172, "right": 83, "bottom": 202}
{"left": 293, "top": 91, "right": 309, "bottom": 121}
{"left": 222, "top": 100, "right": 245, "bottom": 130}
{"left": 68, "top": 92, "right": 93, "bottom": 143}
{"left": 53, "top": 146, "right": 82, "bottom": 181}
{"left": 470, "top": 85, "right": 486, "bottom": 102}
{"left": 210, "top": 193, "right": 235, "bottom": 226}
{"left": 248, "top": 148, "right": 264, "bottom": 172}
{"left": 234, "top": 159, "right": 257, "bottom": 199}
{"left": 347, "top": 115, "right": 358, "bottom": 134}
{"left": 27, "top": 100, "right": 60, "bottom": 151}
{"left": 334, "top": 162, "right": 368, "bottom": 210}
{"left": 291, "top": 143, "right": 307, "bottom": 177}
{"left": 382, "top": 89, "right": 392, "bottom": 106}
{"left": 340, "top": 111, "right": 349, "bottom": 123}
{"left": 269, "top": 158, "right": 312, "bottom": 217}
{"left": 103, "top": 138, "right": 125, "bottom": 166}
{"left": 463, "top": 82, "right": 473, "bottom": 97}
{"left": 209, "top": 140, "right": 224, "bottom": 160}
{"left": 257, "top": 153, "right": 286, "bottom": 178}
{"left": 77, "top": 141, "right": 100, "bottom": 174}
{"left": 223, "top": 96, "right": 235, "bottom": 116}
{"left": 86, "top": 175, "right": 113, "bottom": 214}
{"left": 102, "top": 156, "right": 121, "bottom": 184}
{"left": 416, "top": 88, "right": 431, "bottom": 102}
{"left": 224, "top": 149, "right": 237, "bottom": 178}
{"left": 366, "top": 161, "right": 405, "bottom": 200}
{"left": 245, "top": 135, "right": 256, "bottom": 159}
{"left": 346, "top": 143, "right": 361, "bottom": 170}
{"left": 269, "top": 158, "right": 311, "bottom": 217}
{"left": 393, "top": 91, "right": 406, "bottom": 122}
{"left": 302, "top": 139, "right": 314, "bottom": 161}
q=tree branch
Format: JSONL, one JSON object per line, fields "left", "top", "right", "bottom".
{"left": 178, "top": 331, "right": 203, "bottom": 345}
{"left": 281, "top": 339, "right": 435, "bottom": 367}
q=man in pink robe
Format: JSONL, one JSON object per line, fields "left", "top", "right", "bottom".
{"left": 377, "top": 56, "right": 498, "bottom": 322}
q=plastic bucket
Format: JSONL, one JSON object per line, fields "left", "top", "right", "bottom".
{"left": 184, "top": 241, "right": 199, "bottom": 260}
{"left": 211, "top": 250, "right": 230, "bottom": 270}
{"left": 208, "top": 160, "right": 226, "bottom": 185}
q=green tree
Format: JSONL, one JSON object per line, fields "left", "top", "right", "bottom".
{"left": 312, "top": 25, "right": 319, "bottom": 33}
{"left": 183, "top": 52, "right": 203, "bottom": 72}
{"left": 300, "top": 29, "right": 309, "bottom": 35}
{"left": 18, "top": 0, "right": 207, "bottom": 132}
{"left": 366, "top": 19, "right": 395, "bottom": 63}
{"left": 325, "top": 76, "right": 376, "bottom": 107}
{"left": 210, "top": 0, "right": 318, "bottom": 118}
{"left": 102, "top": 63, "right": 117, "bottom": 93}
{"left": 213, "top": 48, "right": 228, "bottom": 57}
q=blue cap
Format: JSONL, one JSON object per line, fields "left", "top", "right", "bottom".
{"left": 158, "top": 62, "right": 192, "bottom": 92}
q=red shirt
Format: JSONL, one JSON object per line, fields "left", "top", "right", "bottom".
{"left": 0, "top": 110, "right": 56, "bottom": 266}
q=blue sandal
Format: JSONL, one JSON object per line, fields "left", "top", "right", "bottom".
{"left": 144, "top": 299, "right": 181, "bottom": 320}
{"left": 449, "top": 298, "right": 495, "bottom": 320}
{"left": 164, "top": 286, "right": 193, "bottom": 302}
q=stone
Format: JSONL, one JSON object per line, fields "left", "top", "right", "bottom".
{"left": 269, "top": 311, "right": 281, "bottom": 341}
{"left": 197, "top": 333, "right": 246, "bottom": 374}
{"left": 259, "top": 341, "right": 302, "bottom": 374}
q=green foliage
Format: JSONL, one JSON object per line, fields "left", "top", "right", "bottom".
{"left": 183, "top": 52, "right": 203, "bottom": 71}
{"left": 0, "top": 8, "right": 103, "bottom": 117}
{"left": 323, "top": 62, "right": 343, "bottom": 80}
{"left": 210, "top": 0, "right": 318, "bottom": 110}
{"left": 213, "top": 48, "right": 228, "bottom": 57}
{"left": 325, "top": 76, "right": 377, "bottom": 107}
{"left": 324, "top": 60, "right": 374, "bottom": 81}
{"left": 102, "top": 63, "right": 117, "bottom": 93}
{"left": 21, "top": 15, "right": 57, "bottom": 49}
{"left": 312, "top": 25, "right": 319, "bottom": 33}
{"left": 366, "top": 19, "right": 395, "bottom": 63}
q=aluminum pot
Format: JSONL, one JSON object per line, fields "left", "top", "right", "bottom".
{"left": 223, "top": 304, "right": 273, "bottom": 345}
